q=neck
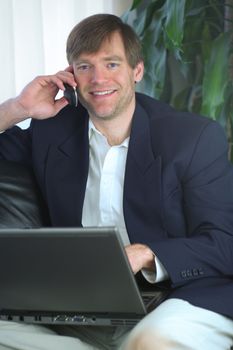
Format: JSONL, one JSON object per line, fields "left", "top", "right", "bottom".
{"left": 91, "top": 116, "right": 132, "bottom": 146}
{"left": 89, "top": 102, "right": 135, "bottom": 146}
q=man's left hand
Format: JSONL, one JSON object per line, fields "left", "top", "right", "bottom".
{"left": 125, "top": 243, "right": 155, "bottom": 274}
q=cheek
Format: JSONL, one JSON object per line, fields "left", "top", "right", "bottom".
{"left": 73, "top": 68, "right": 88, "bottom": 86}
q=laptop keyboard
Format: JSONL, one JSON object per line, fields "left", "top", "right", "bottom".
{"left": 141, "top": 290, "right": 168, "bottom": 311}
{"left": 142, "top": 294, "right": 155, "bottom": 305}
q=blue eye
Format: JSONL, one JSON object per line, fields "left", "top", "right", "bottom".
{"left": 77, "top": 65, "right": 90, "bottom": 71}
{"left": 108, "top": 62, "right": 119, "bottom": 69}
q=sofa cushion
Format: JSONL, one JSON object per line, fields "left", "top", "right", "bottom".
{"left": 0, "top": 160, "right": 50, "bottom": 228}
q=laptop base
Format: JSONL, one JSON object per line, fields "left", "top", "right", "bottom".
{"left": 0, "top": 311, "right": 141, "bottom": 326}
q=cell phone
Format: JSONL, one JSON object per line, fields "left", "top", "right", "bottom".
{"left": 63, "top": 83, "right": 78, "bottom": 107}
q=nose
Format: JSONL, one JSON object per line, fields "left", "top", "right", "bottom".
{"left": 90, "top": 66, "right": 108, "bottom": 84}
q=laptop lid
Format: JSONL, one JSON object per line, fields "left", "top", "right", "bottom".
{"left": 0, "top": 227, "right": 166, "bottom": 326}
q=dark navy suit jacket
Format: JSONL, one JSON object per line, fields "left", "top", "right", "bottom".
{"left": 1, "top": 93, "right": 233, "bottom": 319}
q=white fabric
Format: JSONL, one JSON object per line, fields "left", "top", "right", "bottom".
{"left": 82, "top": 120, "right": 129, "bottom": 245}
{"left": 122, "top": 298, "right": 233, "bottom": 350}
{"left": 82, "top": 120, "right": 168, "bottom": 283}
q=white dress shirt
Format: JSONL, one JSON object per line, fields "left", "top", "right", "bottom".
{"left": 82, "top": 120, "right": 168, "bottom": 283}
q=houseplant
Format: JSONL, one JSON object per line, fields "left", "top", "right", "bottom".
{"left": 122, "top": 0, "right": 233, "bottom": 159}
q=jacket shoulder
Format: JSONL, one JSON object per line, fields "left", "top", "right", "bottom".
{"left": 136, "top": 92, "right": 173, "bottom": 117}
{"left": 31, "top": 104, "right": 88, "bottom": 141}
{"left": 136, "top": 92, "right": 216, "bottom": 132}
{"left": 135, "top": 93, "right": 228, "bottom": 171}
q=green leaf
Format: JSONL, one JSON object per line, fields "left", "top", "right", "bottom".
{"left": 143, "top": 0, "right": 166, "bottom": 31}
{"left": 130, "top": 0, "right": 143, "bottom": 11}
{"left": 163, "top": 0, "right": 186, "bottom": 58}
{"left": 173, "top": 85, "right": 202, "bottom": 113}
{"left": 138, "top": 25, "right": 167, "bottom": 99}
{"left": 201, "top": 32, "right": 232, "bottom": 120}
{"left": 130, "top": 9, "right": 147, "bottom": 36}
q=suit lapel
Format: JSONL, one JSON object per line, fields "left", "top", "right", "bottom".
{"left": 46, "top": 115, "right": 89, "bottom": 226}
{"left": 124, "top": 102, "right": 165, "bottom": 243}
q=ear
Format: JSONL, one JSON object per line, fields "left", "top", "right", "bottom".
{"left": 134, "top": 61, "right": 144, "bottom": 83}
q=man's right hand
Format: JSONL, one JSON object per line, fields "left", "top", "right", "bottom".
{"left": 0, "top": 68, "right": 77, "bottom": 132}
{"left": 15, "top": 68, "right": 77, "bottom": 119}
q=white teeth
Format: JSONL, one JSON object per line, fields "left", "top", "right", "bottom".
{"left": 92, "top": 90, "right": 114, "bottom": 96}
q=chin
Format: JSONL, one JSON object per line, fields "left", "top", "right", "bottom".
{"left": 94, "top": 109, "right": 115, "bottom": 119}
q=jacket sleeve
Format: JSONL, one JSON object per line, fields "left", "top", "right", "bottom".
{"left": 0, "top": 125, "right": 32, "bottom": 165}
{"left": 153, "top": 120, "right": 233, "bottom": 287}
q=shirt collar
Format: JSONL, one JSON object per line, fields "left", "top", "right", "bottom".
{"left": 88, "top": 119, "right": 129, "bottom": 148}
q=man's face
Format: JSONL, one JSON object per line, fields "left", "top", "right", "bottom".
{"left": 73, "top": 32, "right": 144, "bottom": 122}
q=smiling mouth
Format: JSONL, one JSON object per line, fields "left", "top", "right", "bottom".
{"left": 90, "top": 89, "right": 116, "bottom": 96}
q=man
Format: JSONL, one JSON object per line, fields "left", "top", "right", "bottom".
{"left": 0, "top": 13, "right": 232, "bottom": 350}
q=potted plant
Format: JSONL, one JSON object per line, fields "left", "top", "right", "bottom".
{"left": 122, "top": 0, "right": 233, "bottom": 159}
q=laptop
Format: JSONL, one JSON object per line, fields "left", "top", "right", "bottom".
{"left": 0, "top": 227, "right": 169, "bottom": 326}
